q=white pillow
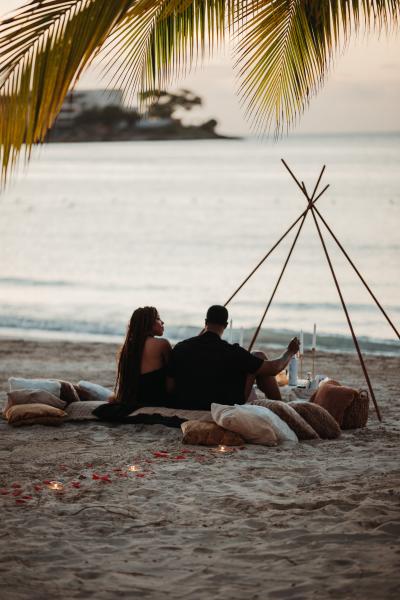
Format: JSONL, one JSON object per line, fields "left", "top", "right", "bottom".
{"left": 239, "top": 403, "right": 298, "bottom": 443}
{"left": 211, "top": 403, "right": 278, "bottom": 446}
{"left": 65, "top": 400, "right": 104, "bottom": 421}
{"left": 8, "top": 377, "right": 61, "bottom": 397}
{"left": 77, "top": 381, "right": 113, "bottom": 402}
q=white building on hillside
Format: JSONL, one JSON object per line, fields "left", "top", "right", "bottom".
{"left": 56, "top": 89, "right": 124, "bottom": 125}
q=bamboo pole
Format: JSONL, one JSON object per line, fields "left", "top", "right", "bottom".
{"left": 313, "top": 205, "right": 399, "bottom": 340}
{"left": 247, "top": 167, "right": 328, "bottom": 351}
{"left": 282, "top": 158, "right": 382, "bottom": 420}
{"left": 310, "top": 207, "right": 382, "bottom": 421}
{"left": 224, "top": 183, "right": 328, "bottom": 307}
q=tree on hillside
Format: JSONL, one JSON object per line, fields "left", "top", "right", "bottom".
{"left": 0, "top": 1, "right": 398, "bottom": 183}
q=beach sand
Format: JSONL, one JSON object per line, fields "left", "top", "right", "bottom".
{"left": 0, "top": 338, "right": 399, "bottom": 599}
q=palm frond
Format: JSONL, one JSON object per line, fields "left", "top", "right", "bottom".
{"left": 0, "top": 0, "right": 135, "bottom": 183}
{"left": 235, "top": 0, "right": 400, "bottom": 135}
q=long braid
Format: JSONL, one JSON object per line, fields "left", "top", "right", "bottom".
{"left": 115, "top": 306, "right": 158, "bottom": 406}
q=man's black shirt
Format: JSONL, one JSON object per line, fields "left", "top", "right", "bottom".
{"left": 168, "top": 331, "right": 263, "bottom": 410}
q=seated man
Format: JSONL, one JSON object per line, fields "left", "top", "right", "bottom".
{"left": 168, "top": 305, "right": 299, "bottom": 410}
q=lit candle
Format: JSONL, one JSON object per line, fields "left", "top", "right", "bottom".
{"left": 47, "top": 481, "right": 64, "bottom": 491}
{"left": 229, "top": 319, "right": 233, "bottom": 343}
{"left": 312, "top": 323, "right": 317, "bottom": 350}
{"left": 127, "top": 465, "right": 140, "bottom": 472}
{"left": 300, "top": 330, "right": 304, "bottom": 355}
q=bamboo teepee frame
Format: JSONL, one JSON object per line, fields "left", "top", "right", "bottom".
{"left": 225, "top": 160, "right": 400, "bottom": 422}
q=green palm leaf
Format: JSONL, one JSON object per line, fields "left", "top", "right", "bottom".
{"left": 235, "top": 0, "right": 399, "bottom": 134}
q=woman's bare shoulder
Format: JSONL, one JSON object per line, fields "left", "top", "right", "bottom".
{"left": 145, "top": 337, "right": 172, "bottom": 350}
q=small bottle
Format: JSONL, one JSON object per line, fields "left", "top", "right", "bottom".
{"left": 306, "top": 372, "right": 312, "bottom": 389}
{"left": 288, "top": 355, "right": 298, "bottom": 386}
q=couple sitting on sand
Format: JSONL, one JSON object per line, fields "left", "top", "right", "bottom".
{"left": 94, "top": 305, "right": 299, "bottom": 421}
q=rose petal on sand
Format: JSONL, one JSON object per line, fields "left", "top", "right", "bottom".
{"left": 174, "top": 455, "right": 186, "bottom": 460}
{"left": 15, "top": 499, "right": 26, "bottom": 505}
{"left": 92, "top": 474, "right": 101, "bottom": 480}
{"left": 21, "top": 495, "right": 33, "bottom": 500}
{"left": 0, "top": 489, "right": 9, "bottom": 495}
{"left": 12, "top": 490, "right": 22, "bottom": 496}
{"left": 11, "top": 483, "right": 21, "bottom": 488}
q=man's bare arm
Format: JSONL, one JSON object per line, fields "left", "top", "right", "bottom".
{"left": 256, "top": 337, "right": 300, "bottom": 377}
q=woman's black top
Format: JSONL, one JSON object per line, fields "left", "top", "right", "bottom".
{"left": 92, "top": 367, "right": 181, "bottom": 426}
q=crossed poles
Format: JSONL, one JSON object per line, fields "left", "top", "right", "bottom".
{"left": 225, "top": 160, "right": 400, "bottom": 422}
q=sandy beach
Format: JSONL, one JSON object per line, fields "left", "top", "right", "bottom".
{"left": 0, "top": 338, "right": 399, "bottom": 600}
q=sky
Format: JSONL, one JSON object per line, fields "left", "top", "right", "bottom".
{"left": 2, "top": 1, "right": 400, "bottom": 136}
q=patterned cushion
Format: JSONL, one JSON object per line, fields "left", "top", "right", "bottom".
{"left": 248, "top": 399, "right": 319, "bottom": 440}
{"left": 3, "top": 389, "right": 67, "bottom": 416}
{"left": 181, "top": 421, "right": 244, "bottom": 446}
{"left": 211, "top": 403, "right": 279, "bottom": 446}
{"left": 6, "top": 404, "right": 66, "bottom": 427}
{"left": 66, "top": 401, "right": 104, "bottom": 420}
{"left": 289, "top": 402, "right": 341, "bottom": 439}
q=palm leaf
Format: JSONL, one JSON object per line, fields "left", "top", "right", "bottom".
{"left": 0, "top": 0, "right": 135, "bottom": 183}
{"left": 234, "top": 0, "right": 400, "bottom": 134}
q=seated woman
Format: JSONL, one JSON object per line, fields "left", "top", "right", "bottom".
{"left": 93, "top": 306, "right": 174, "bottom": 422}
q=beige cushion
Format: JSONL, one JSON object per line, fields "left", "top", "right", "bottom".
{"left": 211, "top": 403, "right": 278, "bottom": 446}
{"left": 6, "top": 404, "right": 66, "bottom": 427}
{"left": 3, "top": 389, "right": 66, "bottom": 416}
{"left": 181, "top": 421, "right": 244, "bottom": 446}
{"left": 311, "top": 382, "right": 369, "bottom": 429}
{"left": 289, "top": 402, "right": 341, "bottom": 439}
{"left": 248, "top": 399, "right": 319, "bottom": 440}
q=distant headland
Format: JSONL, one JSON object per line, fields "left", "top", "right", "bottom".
{"left": 47, "top": 89, "right": 238, "bottom": 142}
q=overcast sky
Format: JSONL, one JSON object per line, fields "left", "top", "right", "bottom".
{"left": 2, "top": 1, "right": 400, "bottom": 135}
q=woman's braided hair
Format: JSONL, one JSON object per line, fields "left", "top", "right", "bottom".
{"left": 115, "top": 306, "right": 158, "bottom": 406}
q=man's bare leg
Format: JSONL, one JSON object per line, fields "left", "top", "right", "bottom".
{"left": 245, "top": 351, "right": 282, "bottom": 401}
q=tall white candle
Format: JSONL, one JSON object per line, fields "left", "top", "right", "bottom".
{"left": 229, "top": 318, "right": 233, "bottom": 343}
{"left": 312, "top": 323, "right": 317, "bottom": 350}
{"left": 300, "top": 330, "right": 304, "bottom": 355}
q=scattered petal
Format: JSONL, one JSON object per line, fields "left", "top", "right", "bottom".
{"left": 71, "top": 482, "right": 81, "bottom": 489}
{"left": 12, "top": 490, "right": 22, "bottom": 496}
{"left": 11, "top": 483, "right": 21, "bottom": 488}
{"left": 0, "top": 489, "right": 9, "bottom": 495}
{"left": 15, "top": 499, "right": 26, "bottom": 505}
{"left": 92, "top": 474, "right": 101, "bottom": 480}
{"left": 136, "top": 473, "right": 145, "bottom": 478}
{"left": 34, "top": 485, "right": 42, "bottom": 493}
{"left": 21, "top": 495, "right": 33, "bottom": 500}
{"left": 174, "top": 455, "right": 186, "bottom": 460}
{"left": 78, "top": 474, "right": 87, "bottom": 480}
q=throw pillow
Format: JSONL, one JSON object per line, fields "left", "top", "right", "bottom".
{"left": 342, "top": 390, "right": 369, "bottom": 430}
{"left": 6, "top": 404, "right": 66, "bottom": 427}
{"left": 76, "top": 381, "right": 113, "bottom": 402}
{"left": 8, "top": 377, "right": 61, "bottom": 397}
{"left": 248, "top": 399, "right": 319, "bottom": 440}
{"left": 311, "top": 383, "right": 367, "bottom": 428}
{"left": 181, "top": 421, "right": 245, "bottom": 446}
{"left": 66, "top": 401, "right": 104, "bottom": 421}
{"left": 211, "top": 403, "right": 279, "bottom": 446}
{"left": 3, "top": 389, "right": 67, "bottom": 416}
{"left": 289, "top": 402, "right": 341, "bottom": 439}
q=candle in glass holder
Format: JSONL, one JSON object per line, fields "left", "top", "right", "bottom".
{"left": 47, "top": 481, "right": 64, "bottom": 491}
{"left": 127, "top": 465, "right": 140, "bottom": 472}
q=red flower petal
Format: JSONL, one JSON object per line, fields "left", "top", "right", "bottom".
{"left": 92, "top": 474, "right": 101, "bottom": 480}
{"left": 11, "top": 483, "right": 21, "bottom": 488}
{"left": 78, "top": 474, "right": 87, "bottom": 480}
{"left": 15, "top": 499, "right": 26, "bottom": 505}
{"left": 86, "top": 463, "right": 94, "bottom": 468}
{"left": 34, "top": 485, "right": 42, "bottom": 493}
{"left": 21, "top": 495, "right": 33, "bottom": 500}
{"left": 153, "top": 451, "right": 169, "bottom": 458}
{"left": 12, "top": 490, "right": 22, "bottom": 496}
{"left": 43, "top": 480, "right": 51, "bottom": 485}
{"left": 71, "top": 482, "right": 81, "bottom": 489}
{"left": 0, "top": 489, "right": 9, "bottom": 495}
{"left": 135, "top": 473, "right": 145, "bottom": 478}
{"left": 174, "top": 455, "right": 186, "bottom": 460}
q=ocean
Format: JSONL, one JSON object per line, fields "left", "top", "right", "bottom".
{"left": 0, "top": 134, "right": 399, "bottom": 355}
